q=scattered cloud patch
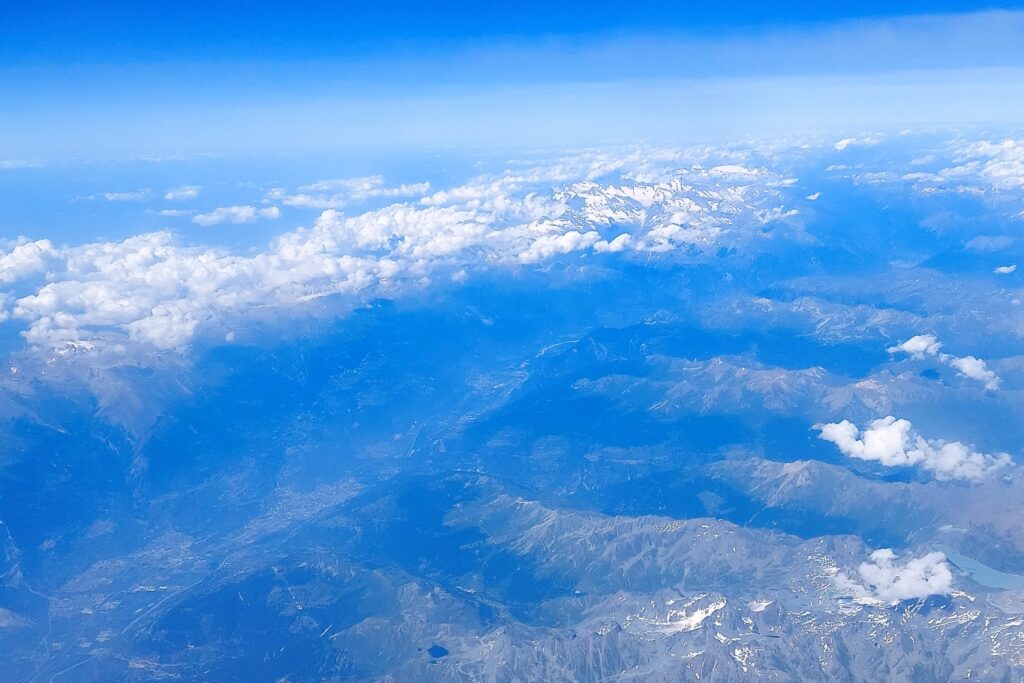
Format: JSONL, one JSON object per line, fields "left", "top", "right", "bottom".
{"left": 995, "top": 264, "right": 1017, "bottom": 274}
{"left": 888, "top": 334, "right": 1000, "bottom": 390}
{"left": 164, "top": 185, "right": 202, "bottom": 201}
{"left": 193, "top": 205, "right": 281, "bottom": 226}
{"left": 887, "top": 334, "right": 942, "bottom": 358}
{"left": 816, "top": 416, "right": 1011, "bottom": 481}
{"left": 835, "top": 550, "right": 953, "bottom": 605}
{"left": 88, "top": 189, "right": 152, "bottom": 202}
{"left": 859, "top": 550, "right": 953, "bottom": 603}
{"left": 946, "top": 355, "right": 1001, "bottom": 390}
{"left": 805, "top": 191, "right": 821, "bottom": 201}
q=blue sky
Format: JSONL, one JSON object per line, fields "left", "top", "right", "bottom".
{"left": 7, "top": 1, "right": 1020, "bottom": 62}
{"left": 3, "top": 3, "right": 1024, "bottom": 160}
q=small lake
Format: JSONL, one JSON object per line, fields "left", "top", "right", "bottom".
{"left": 938, "top": 545, "right": 1024, "bottom": 590}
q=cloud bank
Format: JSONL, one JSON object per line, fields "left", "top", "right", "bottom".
{"left": 902, "top": 138, "right": 1024, "bottom": 196}
{"left": 0, "top": 148, "right": 797, "bottom": 354}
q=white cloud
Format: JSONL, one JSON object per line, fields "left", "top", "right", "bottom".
{"left": 887, "top": 334, "right": 942, "bottom": 358}
{"left": 806, "top": 191, "right": 821, "bottom": 201}
{"left": 817, "top": 417, "right": 917, "bottom": 467}
{"left": 148, "top": 209, "right": 193, "bottom": 217}
{"left": 8, "top": 230, "right": 387, "bottom": 350}
{"left": 164, "top": 185, "right": 202, "bottom": 201}
{"left": 953, "top": 139, "right": 1024, "bottom": 191}
{"left": 995, "top": 264, "right": 1017, "bottom": 274}
{"left": 907, "top": 139, "right": 1024, "bottom": 194}
{"left": 816, "top": 416, "right": 1012, "bottom": 481}
{"left": 89, "top": 189, "right": 152, "bottom": 202}
{"left": 268, "top": 176, "right": 431, "bottom": 209}
{"left": 947, "top": 355, "right": 1001, "bottom": 390}
{"left": 1, "top": 147, "right": 795, "bottom": 354}
{"left": 888, "top": 334, "right": 1001, "bottom": 390}
{"left": 517, "top": 230, "right": 601, "bottom": 264}
{"left": 834, "top": 135, "right": 883, "bottom": 152}
{"left": 860, "top": 550, "right": 953, "bottom": 603}
{"left": 593, "top": 233, "right": 632, "bottom": 253}
{"left": 965, "top": 235, "right": 1015, "bottom": 252}
{"left": 0, "top": 239, "right": 56, "bottom": 284}
{"left": 838, "top": 549, "right": 954, "bottom": 605}
{"left": 192, "top": 205, "right": 281, "bottom": 226}
{"left": 0, "top": 159, "right": 44, "bottom": 170}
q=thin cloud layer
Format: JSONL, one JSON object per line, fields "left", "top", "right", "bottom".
{"left": 87, "top": 189, "right": 152, "bottom": 202}
{"left": 816, "top": 416, "right": 1012, "bottom": 481}
{"left": 192, "top": 205, "right": 282, "bottom": 226}
{"left": 164, "top": 185, "right": 202, "bottom": 201}
{"left": 266, "top": 176, "right": 432, "bottom": 209}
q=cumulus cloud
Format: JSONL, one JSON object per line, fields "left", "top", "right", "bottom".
{"left": 517, "top": 230, "right": 601, "bottom": 264}
{"left": 0, "top": 239, "right": 56, "bottom": 284}
{"left": 888, "top": 334, "right": 1001, "bottom": 390}
{"left": 859, "top": 550, "right": 953, "bottom": 603}
{"left": 947, "top": 355, "right": 1001, "bottom": 390}
{"left": 164, "top": 185, "right": 202, "bottom": 201}
{"left": 995, "top": 264, "right": 1017, "bottom": 274}
{"left": 887, "top": 334, "right": 942, "bottom": 358}
{"left": 835, "top": 549, "right": 954, "bottom": 605}
{"left": 8, "top": 230, "right": 389, "bottom": 350}
{"left": 0, "top": 148, "right": 795, "bottom": 354}
{"left": 816, "top": 416, "right": 1012, "bottom": 481}
{"left": 192, "top": 205, "right": 281, "bottom": 226}
{"left": 593, "top": 233, "right": 632, "bottom": 253}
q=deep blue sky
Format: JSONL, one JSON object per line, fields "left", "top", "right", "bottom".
{"left": 5, "top": 1, "right": 1023, "bottom": 63}
{"left": 2, "top": 2, "right": 1024, "bottom": 159}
